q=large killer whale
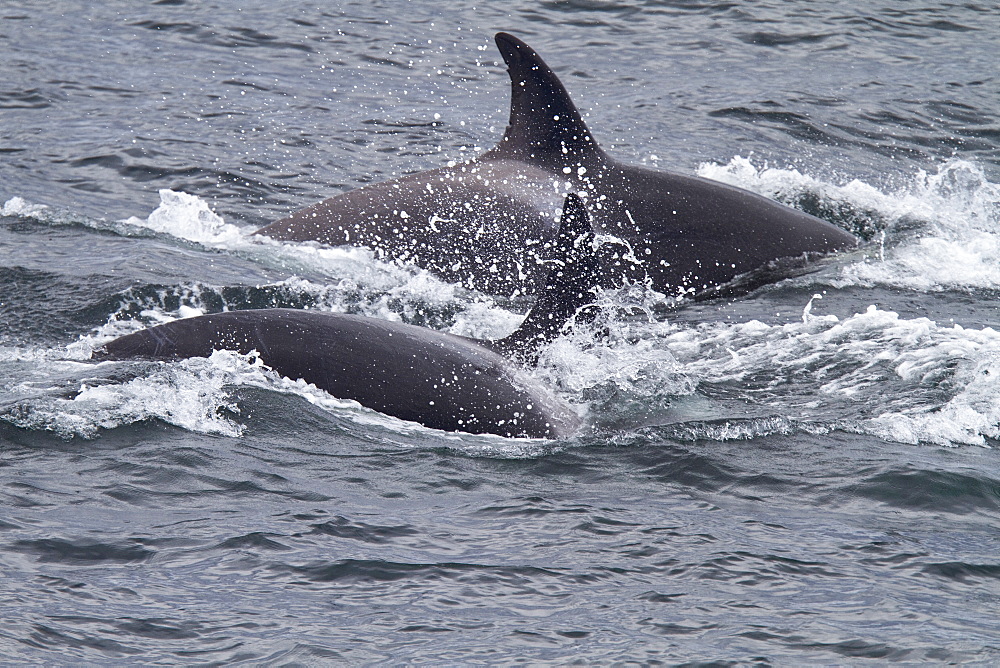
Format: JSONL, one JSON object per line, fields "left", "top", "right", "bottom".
{"left": 256, "top": 32, "right": 858, "bottom": 299}
{"left": 96, "top": 195, "right": 598, "bottom": 439}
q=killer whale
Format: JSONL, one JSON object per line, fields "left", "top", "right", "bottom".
{"left": 96, "top": 195, "right": 598, "bottom": 439}
{"left": 255, "top": 32, "right": 858, "bottom": 299}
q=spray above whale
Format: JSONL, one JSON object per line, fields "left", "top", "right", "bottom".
{"left": 255, "top": 32, "right": 857, "bottom": 298}
{"left": 98, "top": 195, "right": 599, "bottom": 439}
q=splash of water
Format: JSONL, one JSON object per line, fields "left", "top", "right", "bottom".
{"left": 699, "top": 157, "right": 1000, "bottom": 292}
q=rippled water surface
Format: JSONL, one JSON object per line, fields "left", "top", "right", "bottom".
{"left": 3, "top": 1, "right": 1000, "bottom": 663}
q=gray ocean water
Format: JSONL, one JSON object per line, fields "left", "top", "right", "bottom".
{"left": 3, "top": 1, "right": 1000, "bottom": 663}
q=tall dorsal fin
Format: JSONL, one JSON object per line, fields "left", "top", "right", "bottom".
{"left": 484, "top": 32, "right": 606, "bottom": 167}
{"left": 493, "top": 194, "right": 600, "bottom": 362}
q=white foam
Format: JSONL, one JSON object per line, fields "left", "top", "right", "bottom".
{"left": 855, "top": 326, "right": 1000, "bottom": 447}
{"left": 3, "top": 348, "right": 399, "bottom": 440}
{"left": 1, "top": 196, "right": 50, "bottom": 218}
{"left": 123, "top": 189, "right": 245, "bottom": 246}
{"left": 698, "top": 155, "right": 898, "bottom": 215}
{"left": 48, "top": 188, "right": 519, "bottom": 340}
{"left": 124, "top": 190, "right": 402, "bottom": 281}
{"left": 3, "top": 351, "right": 262, "bottom": 438}
{"left": 0, "top": 189, "right": 449, "bottom": 305}
{"left": 512, "top": 284, "right": 1000, "bottom": 447}
{"left": 699, "top": 157, "right": 1000, "bottom": 292}
{"left": 678, "top": 303, "right": 1000, "bottom": 447}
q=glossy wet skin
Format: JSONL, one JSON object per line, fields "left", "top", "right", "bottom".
{"left": 259, "top": 158, "right": 566, "bottom": 295}
{"left": 256, "top": 32, "right": 857, "bottom": 297}
{"left": 96, "top": 308, "right": 580, "bottom": 439}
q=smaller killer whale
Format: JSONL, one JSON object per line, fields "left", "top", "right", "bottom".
{"left": 96, "top": 195, "right": 599, "bottom": 439}
{"left": 256, "top": 32, "right": 858, "bottom": 299}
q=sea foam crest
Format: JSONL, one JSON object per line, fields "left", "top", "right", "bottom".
{"left": 3, "top": 348, "right": 406, "bottom": 441}
{"left": 699, "top": 156, "right": 1000, "bottom": 291}
{"left": 123, "top": 189, "right": 246, "bottom": 246}
{"left": 530, "top": 289, "right": 1000, "bottom": 447}
{"left": 1, "top": 196, "right": 51, "bottom": 219}
{"left": 2, "top": 351, "right": 267, "bottom": 439}
{"left": 118, "top": 189, "right": 520, "bottom": 337}
{"left": 668, "top": 302, "right": 1000, "bottom": 447}
{"left": 123, "top": 189, "right": 382, "bottom": 276}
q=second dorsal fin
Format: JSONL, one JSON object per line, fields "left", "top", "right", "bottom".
{"left": 493, "top": 194, "right": 600, "bottom": 362}
{"left": 484, "top": 32, "right": 606, "bottom": 167}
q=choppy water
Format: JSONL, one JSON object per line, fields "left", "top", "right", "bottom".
{"left": 3, "top": 1, "right": 1000, "bottom": 663}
